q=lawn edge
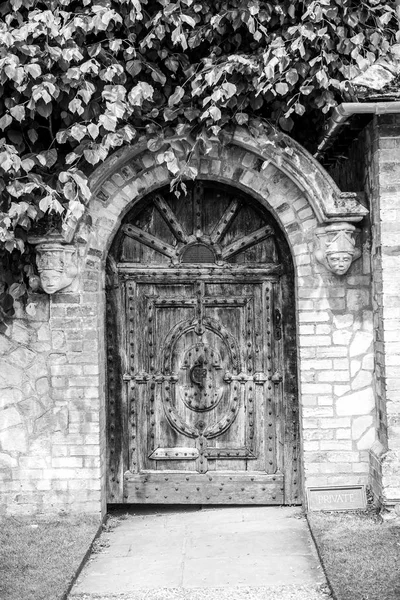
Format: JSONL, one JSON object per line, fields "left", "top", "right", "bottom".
{"left": 306, "top": 512, "right": 337, "bottom": 600}
{"left": 62, "top": 514, "right": 108, "bottom": 600}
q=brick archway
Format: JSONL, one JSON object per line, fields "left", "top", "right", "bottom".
{"left": 85, "top": 128, "right": 366, "bottom": 262}
{"left": 75, "top": 128, "right": 371, "bottom": 513}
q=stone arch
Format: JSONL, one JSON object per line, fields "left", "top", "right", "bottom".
{"left": 75, "top": 128, "right": 371, "bottom": 510}
{"left": 80, "top": 129, "right": 367, "bottom": 284}
{"left": 86, "top": 127, "right": 367, "bottom": 248}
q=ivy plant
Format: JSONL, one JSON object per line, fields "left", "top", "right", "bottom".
{"left": 0, "top": 0, "right": 399, "bottom": 316}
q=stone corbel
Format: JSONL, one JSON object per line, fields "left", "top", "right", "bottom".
{"left": 315, "top": 222, "right": 361, "bottom": 276}
{"left": 29, "top": 234, "right": 78, "bottom": 294}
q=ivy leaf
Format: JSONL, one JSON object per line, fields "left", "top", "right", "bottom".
{"left": 0, "top": 114, "right": 12, "bottom": 130}
{"left": 71, "top": 170, "right": 91, "bottom": 201}
{"left": 147, "top": 137, "right": 165, "bottom": 152}
{"left": 183, "top": 107, "right": 200, "bottom": 121}
{"left": 279, "top": 116, "right": 294, "bottom": 132}
{"left": 65, "top": 199, "right": 85, "bottom": 222}
{"left": 9, "top": 106, "right": 25, "bottom": 122}
{"left": 286, "top": 69, "right": 299, "bottom": 85}
{"left": 27, "top": 129, "right": 38, "bottom": 144}
{"left": 222, "top": 82, "right": 237, "bottom": 99}
{"left": 102, "top": 85, "right": 126, "bottom": 102}
{"left": 207, "top": 106, "right": 221, "bottom": 121}
{"left": 379, "top": 12, "right": 393, "bottom": 27}
{"left": 63, "top": 181, "right": 77, "bottom": 201}
{"left": 128, "top": 82, "right": 154, "bottom": 106}
{"left": 165, "top": 56, "right": 179, "bottom": 73}
{"left": 83, "top": 144, "right": 108, "bottom": 165}
{"left": 181, "top": 14, "right": 196, "bottom": 27}
{"left": 294, "top": 103, "right": 306, "bottom": 116}
{"left": 39, "top": 195, "right": 52, "bottom": 212}
{"left": 87, "top": 123, "right": 100, "bottom": 139}
{"left": 235, "top": 112, "right": 249, "bottom": 125}
{"left": 9, "top": 282, "right": 26, "bottom": 299}
{"left": 171, "top": 26, "right": 188, "bottom": 50}
{"left": 25, "top": 64, "right": 41, "bottom": 79}
{"left": 126, "top": 59, "right": 142, "bottom": 77}
{"left": 21, "top": 158, "right": 34, "bottom": 172}
{"left": 71, "top": 124, "right": 87, "bottom": 143}
{"left": 99, "top": 113, "right": 117, "bottom": 132}
{"left": 163, "top": 107, "right": 177, "bottom": 121}
{"left": 168, "top": 86, "right": 185, "bottom": 107}
{"left": 39, "top": 149, "right": 58, "bottom": 168}
{"left": 151, "top": 68, "right": 167, "bottom": 85}
{"left": 106, "top": 101, "right": 126, "bottom": 119}
{"left": 65, "top": 152, "right": 79, "bottom": 165}
{"left": 109, "top": 39, "right": 122, "bottom": 52}
{"left": 36, "top": 102, "right": 52, "bottom": 118}
{"left": 350, "top": 33, "right": 365, "bottom": 45}
{"left": 69, "top": 98, "right": 84, "bottom": 115}
{"left": 275, "top": 82, "right": 289, "bottom": 95}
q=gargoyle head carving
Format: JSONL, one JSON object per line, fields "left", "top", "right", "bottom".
{"left": 315, "top": 223, "right": 361, "bottom": 276}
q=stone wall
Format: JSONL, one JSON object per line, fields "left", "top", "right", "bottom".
{"left": 0, "top": 130, "right": 378, "bottom": 514}
{"left": 300, "top": 236, "right": 374, "bottom": 488}
{"left": 369, "top": 115, "right": 400, "bottom": 505}
{"left": 0, "top": 284, "right": 105, "bottom": 516}
{"left": 328, "top": 114, "right": 400, "bottom": 506}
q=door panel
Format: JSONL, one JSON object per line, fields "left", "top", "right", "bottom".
{"left": 107, "top": 182, "right": 300, "bottom": 505}
{"left": 124, "top": 277, "right": 283, "bottom": 504}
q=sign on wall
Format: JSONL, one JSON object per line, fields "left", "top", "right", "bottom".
{"left": 307, "top": 485, "right": 367, "bottom": 511}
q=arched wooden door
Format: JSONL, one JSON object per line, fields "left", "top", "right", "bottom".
{"left": 106, "top": 182, "right": 300, "bottom": 505}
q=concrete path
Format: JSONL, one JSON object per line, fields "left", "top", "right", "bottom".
{"left": 69, "top": 506, "right": 329, "bottom": 600}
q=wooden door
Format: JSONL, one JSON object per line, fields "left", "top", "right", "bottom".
{"left": 106, "top": 183, "right": 300, "bottom": 505}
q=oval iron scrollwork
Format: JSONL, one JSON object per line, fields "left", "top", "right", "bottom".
{"left": 161, "top": 319, "right": 242, "bottom": 438}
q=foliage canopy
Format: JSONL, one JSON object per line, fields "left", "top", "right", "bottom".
{"left": 0, "top": 0, "right": 399, "bottom": 313}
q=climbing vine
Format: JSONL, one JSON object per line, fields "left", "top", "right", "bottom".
{"left": 0, "top": 0, "right": 399, "bottom": 315}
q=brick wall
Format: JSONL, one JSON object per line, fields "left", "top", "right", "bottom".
{"left": 328, "top": 114, "right": 400, "bottom": 506}
{"left": 0, "top": 285, "right": 105, "bottom": 515}
{"left": 0, "top": 131, "right": 377, "bottom": 514}
{"left": 370, "top": 115, "right": 400, "bottom": 505}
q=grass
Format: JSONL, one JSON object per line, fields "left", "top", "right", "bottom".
{"left": 0, "top": 513, "right": 100, "bottom": 600}
{"left": 308, "top": 509, "right": 400, "bottom": 600}
{"left": 3, "top": 508, "right": 400, "bottom": 600}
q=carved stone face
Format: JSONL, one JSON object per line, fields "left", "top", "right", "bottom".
{"left": 39, "top": 269, "right": 74, "bottom": 294}
{"left": 35, "top": 242, "right": 78, "bottom": 294}
{"left": 326, "top": 251, "right": 353, "bottom": 275}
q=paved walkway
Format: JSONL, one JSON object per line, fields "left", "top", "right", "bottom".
{"left": 69, "top": 506, "right": 329, "bottom": 600}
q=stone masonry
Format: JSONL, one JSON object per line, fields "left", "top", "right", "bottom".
{"left": 329, "top": 114, "right": 400, "bottom": 506}
{"left": 0, "top": 125, "right": 389, "bottom": 515}
{"left": 368, "top": 115, "right": 400, "bottom": 505}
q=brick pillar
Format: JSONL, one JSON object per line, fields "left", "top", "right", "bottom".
{"left": 370, "top": 114, "right": 400, "bottom": 507}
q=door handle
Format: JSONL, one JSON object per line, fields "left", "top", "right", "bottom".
{"left": 274, "top": 308, "right": 282, "bottom": 340}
